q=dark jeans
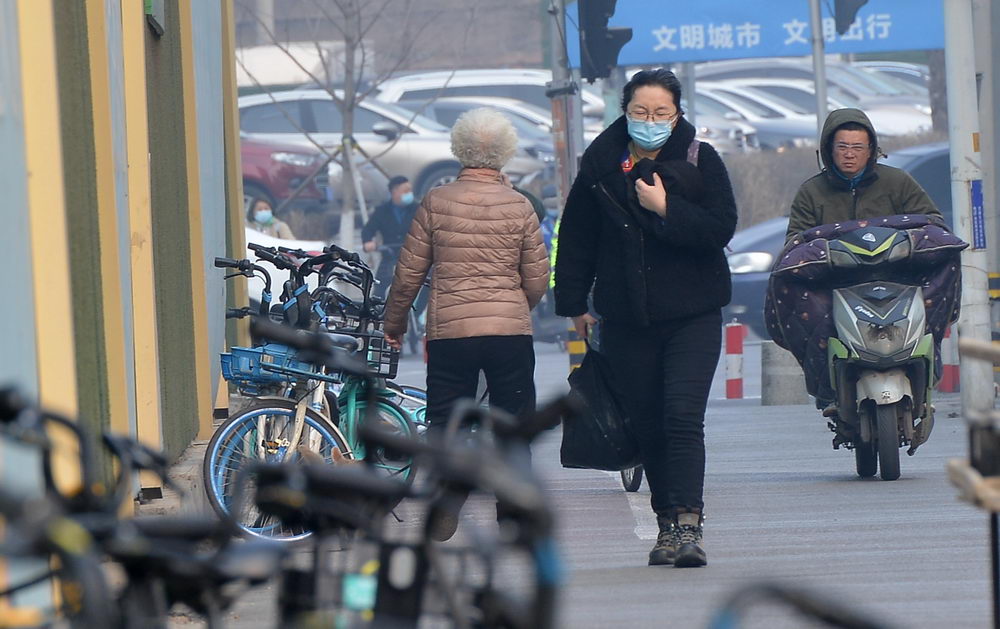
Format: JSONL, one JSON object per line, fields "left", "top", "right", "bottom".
{"left": 602, "top": 310, "right": 722, "bottom": 515}
{"left": 425, "top": 335, "right": 536, "bottom": 427}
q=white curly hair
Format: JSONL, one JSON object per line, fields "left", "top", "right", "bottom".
{"left": 450, "top": 107, "right": 519, "bottom": 170}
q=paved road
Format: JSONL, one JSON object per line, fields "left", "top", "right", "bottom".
{"left": 181, "top": 338, "right": 990, "bottom": 628}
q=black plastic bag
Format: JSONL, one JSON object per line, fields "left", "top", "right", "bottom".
{"left": 560, "top": 345, "right": 640, "bottom": 471}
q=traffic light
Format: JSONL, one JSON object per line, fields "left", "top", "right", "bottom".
{"left": 578, "top": 0, "right": 633, "bottom": 83}
{"left": 833, "top": 0, "right": 869, "bottom": 35}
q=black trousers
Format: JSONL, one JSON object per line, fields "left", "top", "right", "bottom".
{"left": 602, "top": 310, "right": 722, "bottom": 515}
{"left": 425, "top": 335, "right": 537, "bottom": 427}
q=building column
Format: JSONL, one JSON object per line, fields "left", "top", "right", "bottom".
{"left": 120, "top": 0, "right": 166, "bottom": 491}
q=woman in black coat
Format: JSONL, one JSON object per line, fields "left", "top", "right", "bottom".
{"left": 554, "top": 69, "right": 737, "bottom": 568}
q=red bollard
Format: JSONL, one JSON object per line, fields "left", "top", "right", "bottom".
{"left": 938, "top": 324, "right": 960, "bottom": 392}
{"left": 725, "top": 321, "right": 744, "bottom": 399}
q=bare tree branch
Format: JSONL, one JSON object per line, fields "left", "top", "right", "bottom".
{"left": 358, "top": 0, "right": 394, "bottom": 41}
{"left": 240, "top": 3, "right": 346, "bottom": 109}
{"left": 308, "top": 0, "right": 348, "bottom": 40}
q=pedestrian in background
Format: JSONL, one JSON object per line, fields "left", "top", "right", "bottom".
{"left": 246, "top": 198, "right": 295, "bottom": 239}
{"left": 362, "top": 175, "right": 420, "bottom": 298}
{"left": 554, "top": 69, "right": 738, "bottom": 568}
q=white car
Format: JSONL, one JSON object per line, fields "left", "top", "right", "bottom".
{"left": 239, "top": 90, "right": 547, "bottom": 198}
{"left": 695, "top": 83, "right": 818, "bottom": 151}
{"left": 713, "top": 78, "right": 931, "bottom": 136}
{"left": 374, "top": 68, "right": 607, "bottom": 130}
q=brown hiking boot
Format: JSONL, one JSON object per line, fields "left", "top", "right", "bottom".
{"left": 673, "top": 511, "right": 707, "bottom": 568}
{"left": 822, "top": 403, "right": 839, "bottom": 418}
{"left": 648, "top": 515, "right": 677, "bottom": 566}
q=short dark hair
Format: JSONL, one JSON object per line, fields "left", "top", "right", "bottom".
{"left": 387, "top": 175, "right": 409, "bottom": 193}
{"left": 621, "top": 69, "right": 684, "bottom": 117}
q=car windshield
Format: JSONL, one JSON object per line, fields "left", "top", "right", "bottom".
{"left": 370, "top": 99, "right": 450, "bottom": 133}
{"left": 404, "top": 100, "right": 551, "bottom": 141}
{"left": 690, "top": 94, "right": 736, "bottom": 118}
{"left": 746, "top": 85, "right": 851, "bottom": 114}
{"left": 708, "top": 90, "right": 782, "bottom": 119}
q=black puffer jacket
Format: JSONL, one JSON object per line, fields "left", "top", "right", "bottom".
{"left": 554, "top": 116, "right": 738, "bottom": 326}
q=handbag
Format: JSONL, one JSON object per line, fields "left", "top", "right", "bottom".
{"left": 560, "top": 343, "right": 641, "bottom": 471}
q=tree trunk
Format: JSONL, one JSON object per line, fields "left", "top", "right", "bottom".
{"left": 337, "top": 1, "right": 360, "bottom": 251}
{"left": 928, "top": 49, "right": 949, "bottom": 133}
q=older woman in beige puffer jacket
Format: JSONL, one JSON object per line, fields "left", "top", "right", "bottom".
{"left": 383, "top": 107, "right": 549, "bottom": 435}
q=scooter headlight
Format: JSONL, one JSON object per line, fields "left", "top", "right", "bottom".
{"left": 862, "top": 322, "right": 907, "bottom": 356}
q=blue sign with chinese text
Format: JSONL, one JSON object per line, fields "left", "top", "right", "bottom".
{"left": 567, "top": 0, "right": 944, "bottom": 66}
{"left": 971, "top": 179, "right": 987, "bottom": 250}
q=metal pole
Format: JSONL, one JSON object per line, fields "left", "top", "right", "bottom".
{"left": 944, "top": 0, "right": 995, "bottom": 413}
{"left": 681, "top": 62, "right": 697, "bottom": 129}
{"left": 547, "top": 0, "right": 580, "bottom": 204}
{"left": 992, "top": 513, "right": 999, "bottom": 629}
{"left": 808, "top": 0, "right": 828, "bottom": 140}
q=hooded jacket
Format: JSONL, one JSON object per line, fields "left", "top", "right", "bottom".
{"left": 554, "top": 116, "right": 738, "bottom": 326}
{"left": 785, "top": 108, "right": 942, "bottom": 242}
{"left": 382, "top": 167, "right": 549, "bottom": 341}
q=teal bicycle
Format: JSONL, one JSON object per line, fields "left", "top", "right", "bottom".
{"left": 206, "top": 245, "right": 416, "bottom": 541}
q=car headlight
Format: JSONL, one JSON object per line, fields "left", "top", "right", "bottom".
{"left": 697, "top": 126, "right": 720, "bottom": 139}
{"left": 271, "top": 152, "right": 319, "bottom": 167}
{"left": 727, "top": 251, "right": 773, "bottom": 274}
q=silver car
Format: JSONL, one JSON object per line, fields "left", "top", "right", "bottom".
{"left": 238, "top": 90, "right": 548, "bottom": 198}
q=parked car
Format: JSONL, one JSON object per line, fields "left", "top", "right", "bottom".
{"left": 853, "top": 61, "right": 930, "bottom": 90}
{"left": 241, "top": 136, "right": 331, "bottom": 213}
{"left": 724, "top": 143, "right": 952, "bottom": 338}
{"left": 373, "top": 68, "right": 607, "bottom": 132}
{"left": 241, "top": 135, "right": 391, "bottom": 215}
{"left": 711, "top": 78, "right": 931, "bottom": 136}
{"left": 696, "top": 83, "right": 818, "bottom": 150}
{"left": 696, "top": 58, "right": 930, "bottom": 114}
{"left": 398, "top": 96, "right": 556, "bottom": 161}
{"left": 238, "top": 90, "right": 549, "bottom": 199}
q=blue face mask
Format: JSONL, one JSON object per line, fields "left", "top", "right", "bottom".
{"left": 254, "top": 209, "right": 274, "bottom": 225}
{"left": 627, "top": 117, "right": 673, "bottom": 151}
{"left": 400, "top": 191, "right": 415, "bottom": 205}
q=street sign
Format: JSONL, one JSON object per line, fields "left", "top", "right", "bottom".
{"left": 566, "top": 0, "right": 944, "bottom": 66}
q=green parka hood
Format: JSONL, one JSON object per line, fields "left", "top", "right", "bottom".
{"left": 819, "top": 108, "right": 878, "bottom": 174}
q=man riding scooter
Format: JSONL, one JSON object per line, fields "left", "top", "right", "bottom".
{"left": 766, "top": 109, "right": 965, "bottom": 480}
{"left": 784, "top": 109, "right": 945, "bottom": 417}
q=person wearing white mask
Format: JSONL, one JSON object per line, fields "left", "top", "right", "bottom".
{"left": 246, "top": 198, "right": 295, "bottom": 239}
{"left": 362, "top": 176, "right": 420, "bottom": 298}
{"left": 554, "top": 69, "right": 738, "bottom": 569}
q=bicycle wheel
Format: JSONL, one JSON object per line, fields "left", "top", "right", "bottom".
{"left": 204, "top": 399, "right": 349, "bottom": 541}
{"left": 345, "top": 398, "right": 416, "bottom": 482}
{"left": 383, "top": 383, "right": 428, "bottom": 429}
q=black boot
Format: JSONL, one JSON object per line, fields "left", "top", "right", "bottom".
{"left": 648, "top": 515, "right": 677, "bottom": 566}
{"left": 672, "top": 509, "right": 707, "bottom": 568}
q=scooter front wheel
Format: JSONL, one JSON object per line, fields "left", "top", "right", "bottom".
{"left": 854, "top": 439, "right": 877, "bottom": 478}
{"left": 877, "top": 404, "right": 901, "bottom": 481}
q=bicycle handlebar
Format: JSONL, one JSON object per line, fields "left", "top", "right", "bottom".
{"left": 214, "top": 256, "right": 240, "bottom": 269}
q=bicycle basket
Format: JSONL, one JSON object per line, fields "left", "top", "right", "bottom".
{"left": 324, "top": 329, "right": 399, "bottom": 380}
{"left": 220, "top": 343, "right": 318, "bottom": 392}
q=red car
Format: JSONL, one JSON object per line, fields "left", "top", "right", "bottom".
{"left": 240, "top": 136, "right": 330, "bottom": 212}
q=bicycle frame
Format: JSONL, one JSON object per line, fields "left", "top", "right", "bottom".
{"left": 278, "top": 374, "right": 352, "bottom": 463}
